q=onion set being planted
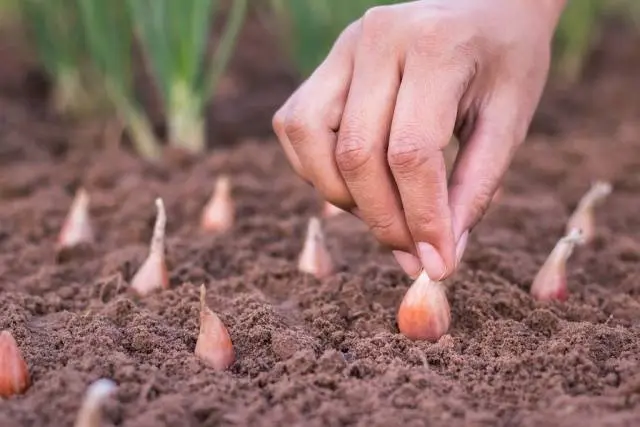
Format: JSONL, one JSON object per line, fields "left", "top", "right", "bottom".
{"left": 397, "top": 271, "right": 451, "bottom": 342}
{"left": 128, "top": 0, "right": 248, "bottom": 153}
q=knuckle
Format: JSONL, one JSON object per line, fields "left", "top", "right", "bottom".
{"left": 407, "top": 208, "right": 450, "bottom": 245}
{"left": 362, "top": 6, "right": 391, "bottom": 30}
{"left": 360, "top": 6, "right": 393, "bottom": 45}
{"left": 409, "top": 214, "right": 438, "bottom": 239}
{"left": 412, "top": 25, "right": 445, "bottom": 58}
{"left": 339, "top": 20, "right": 361, "bottom": 42}
{"left": 335, "top": 133, "right": 373, "bottom": 174}
{"left": 283, "top": 109, "right": 312, "bottom": 145}
{"left": 410, "top": 16, "right": 475, "bottom": 64}
{"left": 387, "top": 136, "right": 428, "bottom": 172}
{"left": 409, "top": 13, "right": 458, "bottom": 52}
{"left": 366, "top": 211, "right": 398, "bottom": 240}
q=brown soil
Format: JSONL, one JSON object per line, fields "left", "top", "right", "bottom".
{"left": 1, "top": 14, "right": 639, "bottom": 427}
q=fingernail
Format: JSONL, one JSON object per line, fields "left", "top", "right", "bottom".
{"left": 455, "top": 230, "right": 469, "bottom": 266}
{"left": 417, "top": 243, "right": 447, "bottom": 281}
{"left": 392, "top": 251, "right": 422, "bottom": 279}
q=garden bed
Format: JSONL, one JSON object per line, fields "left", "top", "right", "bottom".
{"left": 0, "top": 15, "right": 639, "bottom": 427}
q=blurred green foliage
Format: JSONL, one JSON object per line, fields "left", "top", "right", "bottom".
{"left": 20, "top": 0, "right": 85, "bottom": 81}
{"left": 17, "top": 0, "right": 101, "bottom": 116}
{"left": 553, "top": 0, "right": 606, "bottom": 83}
{"left": 78, "top": 0, "right": 162, "bottom": 159}
{"left": 13, "top": 0, "right": 246, "bottom": 160}
{"left": 553, "top": 0, "right": 640, "bottom": 83}
{"left": 0, "top": 0, "right": 19, "bottom": 26}
{"left": 129, "top": 0, "right": 247, "bottom": 153}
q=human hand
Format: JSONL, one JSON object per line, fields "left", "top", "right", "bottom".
{"left": 273, "top": 0, "right": 567, "bottom": 280}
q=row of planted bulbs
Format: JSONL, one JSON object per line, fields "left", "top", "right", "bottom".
{"left": 0, "top": 176, "right": 611, "bottom": 426}
{"left": 0, "top": 175, "right": 345, "bottom": 401}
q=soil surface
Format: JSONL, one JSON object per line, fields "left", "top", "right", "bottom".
{"left": 0, "top": 14, "right": 639, "bottom": 427}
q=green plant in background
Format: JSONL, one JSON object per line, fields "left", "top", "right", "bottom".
{"left": 0, "top": 0, "right": 19, "bottom": 27}
{"left": 78, "top": 0, "right": 161, "bottom": 160}
{"left": 270, "top": 0, "right": 404, "bottom": 78}
{"left": 552, "top": 0, "right": 604, "bottom": 84}
{"left": 128, "top": 0, "right": 248, "bottom": 154}
{"left": 18, "top": 0, "right": 96, "bottom": 116}
{"left": 552, "top": 0, "right": 640, "bottom": 84}
{"left": 599, "top": 0, "right": 640, "bottom": 32}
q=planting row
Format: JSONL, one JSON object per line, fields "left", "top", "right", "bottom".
{"left": 0, "top": 178, "right": 611, "bottom": 425}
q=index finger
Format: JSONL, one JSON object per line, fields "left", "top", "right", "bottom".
{"left": 274, "top": 22, "right": 359, "bottom": 208}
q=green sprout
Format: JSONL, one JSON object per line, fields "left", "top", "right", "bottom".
{"left": 128, "top": 0, "right": 248, "bottom": 154}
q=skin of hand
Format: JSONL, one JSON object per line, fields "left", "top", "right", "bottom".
{"left": 273, "top": 0, "right": 567, "bottom": 280}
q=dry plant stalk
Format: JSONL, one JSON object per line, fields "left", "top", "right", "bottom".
{"left": 397, "top": 271, "right": 451, "bottom": 342}
{"left": 297, "top": 217, "right": 334, "bottom": 279}
{"left": 530, "top": 228, "right": 585, "bottom": 302}
{"left": 201, "top": 175, "right": 235, "bottom": 232}
{"left": 566, "top": 181, "right": 612, "bottom": 244}
{"left": 195, "top": 285, "right": 235, "bottom": 371}
{"left": 322, "top": 200, "right": 345, "bottom": 218}
{"left": 57, "top": 188, "right": 94, "bottom": 249}
{"left": 74, "top": 378, "right": 117, "bottom": 427}
{"left": 130, "top": 198, "right": 169, "bottom": 297}
{"left": 0, "top": 330, "right": 31, "bottom": 398}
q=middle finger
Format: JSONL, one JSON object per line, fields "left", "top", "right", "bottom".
{"left": 335, "top": 12, "right": 418, "bottom": 267}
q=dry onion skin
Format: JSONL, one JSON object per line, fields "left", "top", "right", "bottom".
{"left": 530, "top": 228, "right": 584, "bottom": 302}
{"left": 201, "top": 175, "right": 235, "bottom": 233}
{"left": 297, "top": 217, "right": 334, "bottom": 279}
{"left": 57, "top": 187, "right": 94, "bottom": 249}
{"left": 74, "top": 378, "right": 117, "bottom": 427}
{"left": 565, "top": 181, "right": 612, "bottom": 244}
{"left": 195, "top": 285, "right": 235, "bottom": 371}
{"left": 130, "top": 198, "right": 169, "bottom": 297}
{"left": 0, "top": 330, "right": 30, "bottom": 398}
